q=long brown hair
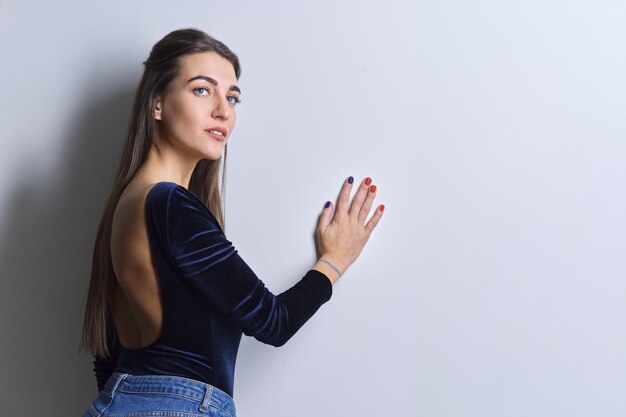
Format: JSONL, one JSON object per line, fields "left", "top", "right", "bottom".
{"left": 79, "top": 28, "right": 242, "bottom": 358}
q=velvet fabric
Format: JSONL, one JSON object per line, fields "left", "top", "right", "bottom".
{"left": 92, "top": 182, "right": 333, "bottom": 398}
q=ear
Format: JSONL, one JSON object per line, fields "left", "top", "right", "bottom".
{"left": 154, "top": 96, "right": 163, "bottom": 121}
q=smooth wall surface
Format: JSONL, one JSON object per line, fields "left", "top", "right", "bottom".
{"left": 1, "top": 1, "right": 625, "bottom": 416}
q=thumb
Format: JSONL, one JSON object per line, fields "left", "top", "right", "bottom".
{"left": 318, "top": 200, "right": 333, "bottom": 232}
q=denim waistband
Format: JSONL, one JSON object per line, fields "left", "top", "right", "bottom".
{"left": 103, "top": 371, "right": 236, "bottom": 416}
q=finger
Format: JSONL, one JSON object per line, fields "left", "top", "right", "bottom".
{"left": 357, "top": 181, "right": 376, "bottom": 225}
{"left": 317, "top": 199, "right": 334, "bottom": 233}
{"left": 350, "top": 177, "right": 373, "bottom": 220}
{"left": 364, "top": 203, "right": 384, "bottom": 236}
{"left": 334, "top": 176, "right": 354, "bottom": 222}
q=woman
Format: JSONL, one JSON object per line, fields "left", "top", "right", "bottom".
{"left": 80, "top": 27, "right": 384, "bottom": 417}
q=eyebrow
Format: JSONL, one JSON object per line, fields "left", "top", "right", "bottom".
{"left": 187, "top": 75, "right": 241, "bottom": 94}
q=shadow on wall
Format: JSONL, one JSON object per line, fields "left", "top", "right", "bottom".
{"left": 0, "top": 86, "right": 136, "bottom": 414}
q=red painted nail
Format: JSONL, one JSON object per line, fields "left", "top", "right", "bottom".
{"left": 370, "top": 185, "right": 377, "bottom": 193}
{"left": 379, "top": 204, "right": 385, "bottom": 212}
{"left": 365, "top": 177, "right": 372, "bottom": 185}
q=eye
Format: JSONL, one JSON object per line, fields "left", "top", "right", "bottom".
{"left": 193, "top": 87, "right": 210, "bottom": 96}
{"left": 227, "top": 96, "right": 242, "bottom": 105}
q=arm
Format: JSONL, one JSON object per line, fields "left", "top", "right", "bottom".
{"left": 186, "top": 252, "right": 332, "bottom": 346}
{"left": 153, "top": 183, "right": 333, "bottom": 347}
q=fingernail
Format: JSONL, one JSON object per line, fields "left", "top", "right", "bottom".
{"left": 365, "top": 177, "right": 372, "bottom": 185}
{"left": 348, "top": 176, "right": 353, "bottom": 184}
{"left": 379, "top": 204, "right": 385, "bottom": 212}
{"left": 324, "top": 201, "right": 331, "bottom": 209}
{"left": 370, "top": 185, "right": 377, "bottom": 193}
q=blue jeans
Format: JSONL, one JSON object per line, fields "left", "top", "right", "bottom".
{"left": 82, "top": 372, "right": 237, "bottom": 417}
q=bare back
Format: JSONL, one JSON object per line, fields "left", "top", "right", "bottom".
{"left": 110, "top": 182, "right": 163, "bottom": 350}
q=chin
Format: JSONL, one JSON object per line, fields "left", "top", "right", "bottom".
{"left": 199, "top": 149, "right": 223, "bottom": 161}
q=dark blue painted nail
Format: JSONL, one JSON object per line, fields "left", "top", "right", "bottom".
{"left": 324, "top": 201, "right": 331, "bottom": 209}
{"left": 348, "top": 176, "right": 353, "bottom": 184}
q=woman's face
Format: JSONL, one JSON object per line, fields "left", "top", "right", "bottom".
{"left": 154, "top": 51, "right": 240, "bottom": 161}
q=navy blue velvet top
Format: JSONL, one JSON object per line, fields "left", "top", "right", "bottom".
{"left": 92, "top": 182, "right": 333, "bottom": 397}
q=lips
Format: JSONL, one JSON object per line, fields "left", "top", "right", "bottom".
{"left": 206, "top": 130, "right": 226, "bottom": 141}
{"left": 205, "top": 126, "right": 228, "bottom": 139}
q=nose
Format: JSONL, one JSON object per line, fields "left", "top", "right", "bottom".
{"left": 211, "top": 95, "right": 231, "bottom": 121}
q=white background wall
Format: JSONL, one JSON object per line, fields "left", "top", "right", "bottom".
{"left": 1, "top": 1, "right": 625, "bottom": 416}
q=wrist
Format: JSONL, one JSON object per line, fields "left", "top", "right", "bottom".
{"left": 313, "top": 257, "right": 346, "bottom": 285}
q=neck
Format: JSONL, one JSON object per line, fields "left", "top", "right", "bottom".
{"left": 136, "top": 142, "right": 199, "bottom": 189}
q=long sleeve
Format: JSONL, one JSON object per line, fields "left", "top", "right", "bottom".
{"left": 151, "top": 183, "right": 333, "bottom": 347}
